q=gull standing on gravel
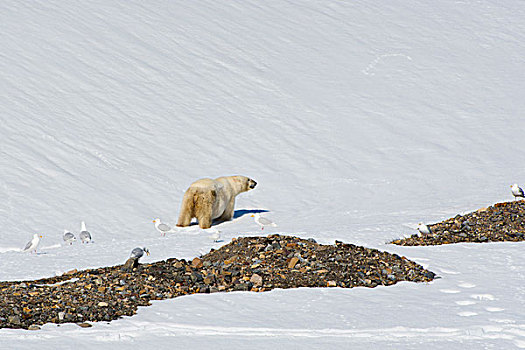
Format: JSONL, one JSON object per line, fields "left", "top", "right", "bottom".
{"left": 251, "top": 213, "right": 277, "bottom": 231}
{"left": 63, "top": 230, "right": 76, "bottom": 245}
{"left": 511, "top": 184, "right": 525, "bottom": 200}
{"left": 79, "top": 221, "right": 92, "bottom": 243}
{"left": 130, "top": 247, "right": 150, "bottom": 260}
{"left": 23, "top": 234, "right": 42, "bottom": 254}
{"left": 417, "top": 222, "right": 431, "bottom": 236}
{"left": 153, "top": 218, "right": 171, "bottom": 236}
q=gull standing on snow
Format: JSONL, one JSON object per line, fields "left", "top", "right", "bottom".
{"left": 63, "top": 230, "right": 76, "bottom": 245}
{"left": 208, "top": 229, "right": 221, "bottom": 242}
{"left": 511, "top": 184, "right": 525, "bottom": 200}
{"left": 130, "top": 247, "right": 150, "bottom": 260}
{"left": 153, "top": 218, "right": 171, "bottom": 236}
{"left": 23, "top": 234, "right": 42, "bottom": 254}
{"left": 417, "top": 222, "right": 431, "bottom": 236}
{"left": 251, "top": 213, "right": 277, "bottom": 231}
{"left": 79, "top": 221, "right": 92, "bottom": 243}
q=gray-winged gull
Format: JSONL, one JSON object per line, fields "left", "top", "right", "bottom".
{"left": 79, "top": 221, "right": 92, "bottom": 243}
{"left": 153, "top": 218, "right": 171, "bottom": 236}
{"left": 511, "top": 184, "right": 525, "bottom": 200}
{"left": 63, "top": 229, "right": 76, "bottom": 245}
{"left": 130, "top": 247, "right": 150, "bottom": 260}
{"left": 251, "top": 213, "right": 277, "bottom": 230}
{"left": 23, "top": 233, "right": 42, "bottom": 253}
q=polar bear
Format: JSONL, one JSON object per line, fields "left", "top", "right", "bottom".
{"left": 176, "top": 175, "right": 257, "bottom": 229}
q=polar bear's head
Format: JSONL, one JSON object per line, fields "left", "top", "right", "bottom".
{"left": 232, "top": 176, "right": 257, "bottom": 192}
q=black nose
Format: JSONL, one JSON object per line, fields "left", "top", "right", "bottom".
{"left": 250, "top": 180, "right": 257, "bottom": 189}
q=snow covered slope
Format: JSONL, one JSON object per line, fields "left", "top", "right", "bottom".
{"left": 1, "top": 0, "right": 525, "bottom": 348}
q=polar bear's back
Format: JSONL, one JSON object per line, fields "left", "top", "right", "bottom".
{"left": 189, "top": 178, "right": 225, "bottom": 192}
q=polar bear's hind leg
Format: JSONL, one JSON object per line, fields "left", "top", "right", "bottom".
{"left": 196, "top": 189, "right": 216, "bottom": 229}
{"left": 176, "top": 192, "right": 194, "bottom": 227}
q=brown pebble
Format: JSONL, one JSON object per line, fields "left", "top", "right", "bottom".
{"left": 288, "top": 257, "right": 299, "bottom": 269}
{"left": 77, "top": 322, "right": 93, "bottom": 328}
{"left": 191, "top": 258, "right": 203, "bottom": 268}
{"left": 250, "top": 274, "right": 263, "bottom": 286}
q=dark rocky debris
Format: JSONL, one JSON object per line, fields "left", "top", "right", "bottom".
{"left": 391, "top": 201, "right": 525, "bottom": 246}
{"left": 0, "top": 235, "right": 435, "bottom": 330}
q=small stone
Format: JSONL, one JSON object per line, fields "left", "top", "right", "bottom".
{"left": 77, "top": 322, "right": 92, "bottom": 328}
{"left": 98, "top": 302, "right": 109, "bottom": 307}
{"left": 58, "top": 312, "right": 65, "bottom": 321}
{"left": 122, "top": 258, "right": 138, "bottom": 271}
{"left": 191, "top": 257, "right": 203, "bottom": 268}
{"left": 28, "top": 325, "right": 41, "bottom": 330}
{"left": 8, "top": 315, "right": 21, "bottom": 325}
{"left": 288, "top": 257, "right": 299, "bottom": 269}
{"left": 250, "top": 274, "right": 263, "bottom": 286}
{"left": 327, "top": 280, "right": 337, "bottom": 287}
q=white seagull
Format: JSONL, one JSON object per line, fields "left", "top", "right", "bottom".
{"left": 511, "top": 184, "right": 525, "bottom": 200}
{"left": 417, "top": 222, "right": 431, "bottom": 236}
{"left": 79, "top": 221, "right": 92, "bottom": 243}
{"left": 23, "top": 234, "right": 42, "bottom": 254}
{"left": 63, "top": 230, "right": 76, "bottom": 245}
{"left": 208, "top": 229, "right": 221, "bottom": 242}
{"left": 130, "top": 247, "right": 150, "bottom": 260}
{"left": 251, "top": 213, "right": 277, "bottom": 231}
{"left": 153, "top": 218, "right": 171, "bottom": 236}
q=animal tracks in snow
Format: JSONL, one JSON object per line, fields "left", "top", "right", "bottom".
{"left": 9, "top": 321, "right": 525, "bottom": 348}
{"left": 438, "top": 280, "right": 503, "bottom": 318}
{"left": 458, "top": 311, "right": 478, "bottom": 317}
{"left": 440, "top": 289, "right": 461, "bottom": 294}
{"left": 485, "top": 307, "right": 505, "bottom": 313}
